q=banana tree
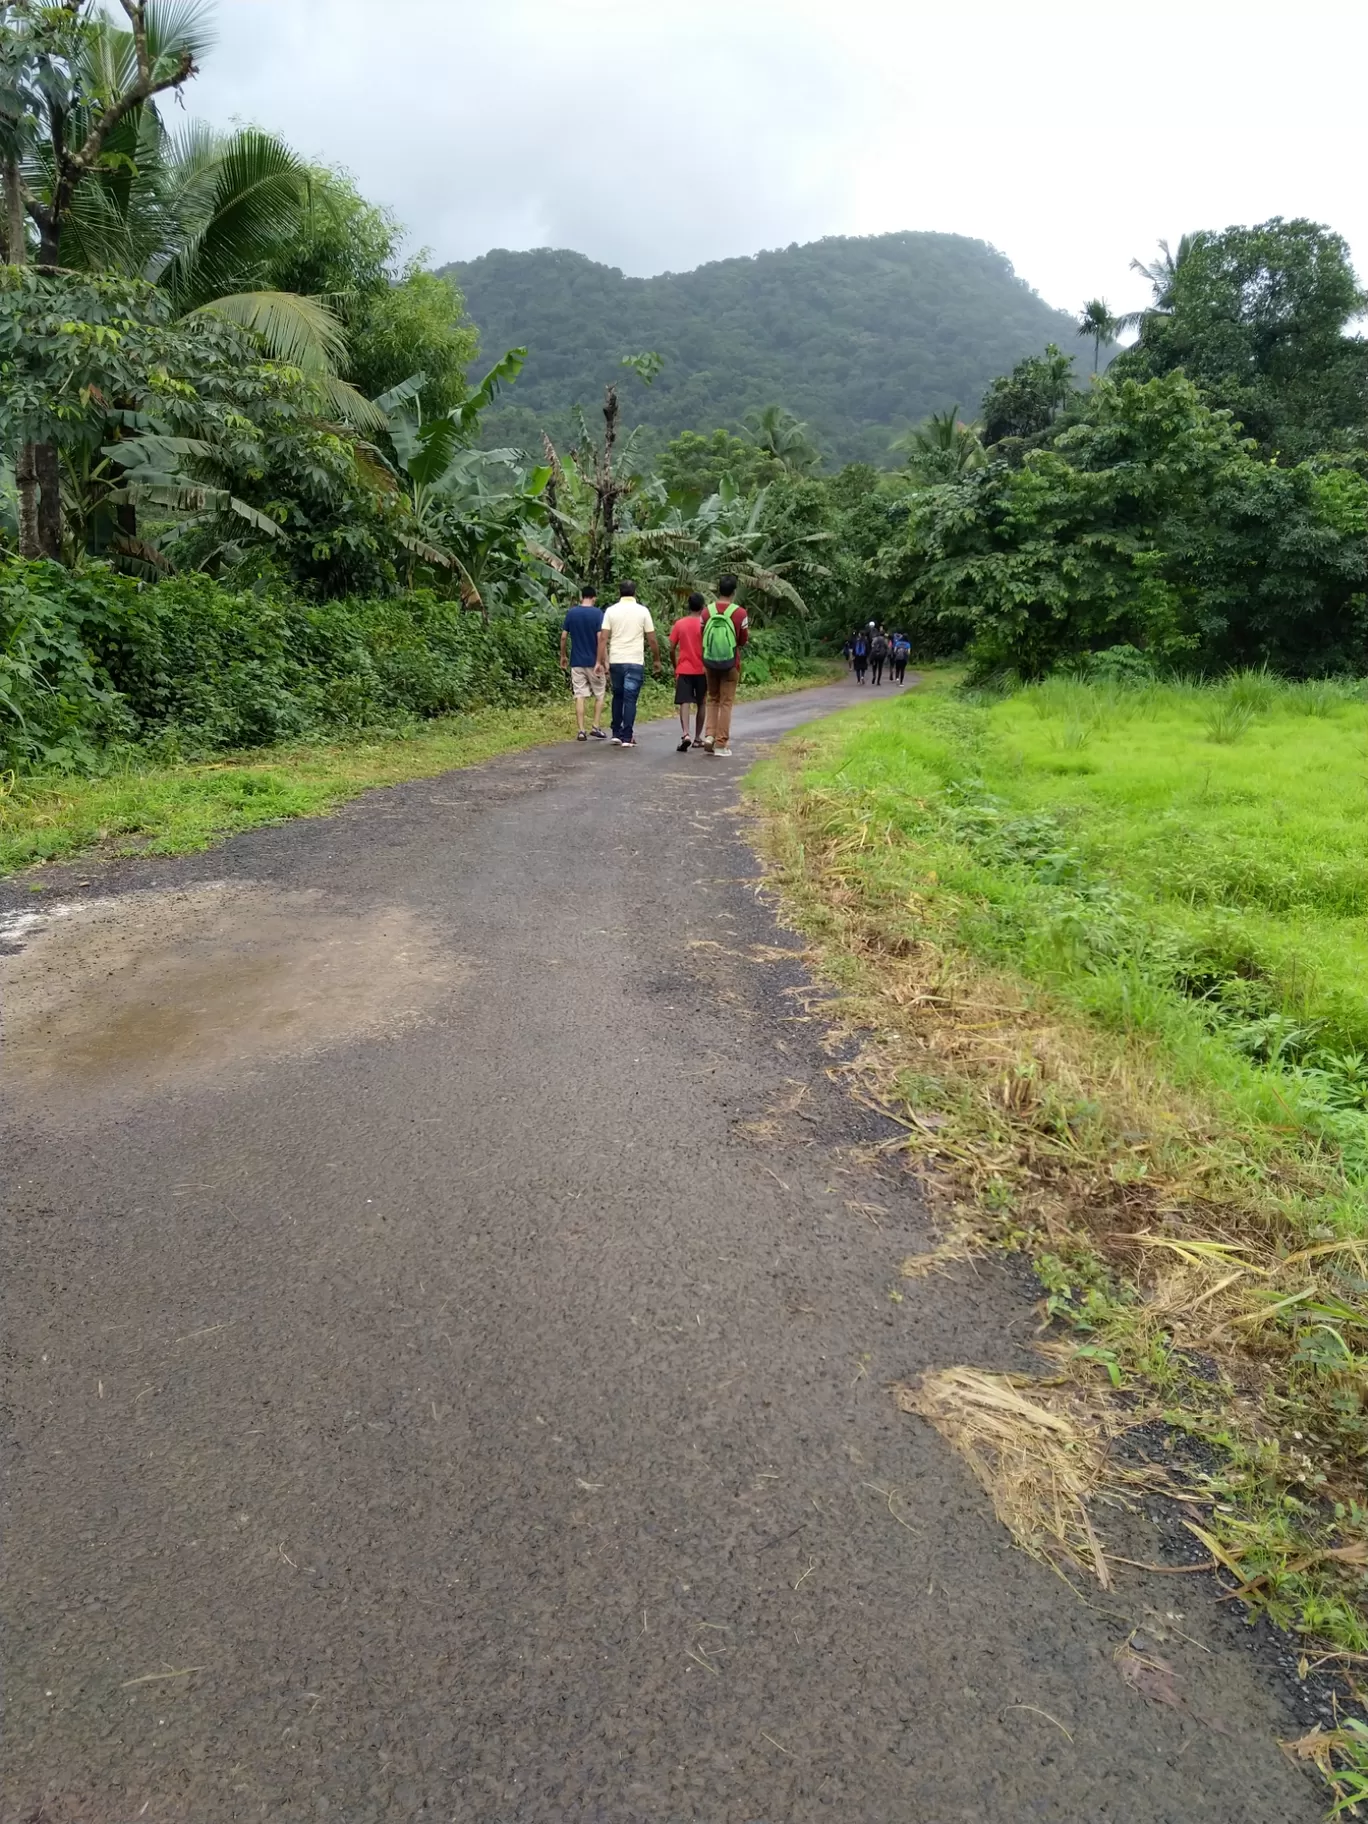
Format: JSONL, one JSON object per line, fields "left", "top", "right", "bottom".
{"left": 375, "top": 350, "right": 552, "bottom": 610}
{"left": 623, "top": 475, "right": 829, "bottom": 616}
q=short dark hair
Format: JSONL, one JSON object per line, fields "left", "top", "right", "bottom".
{"left": 580, "top": 585, "right": 597, "bottom": 601}
{"left": 619, "top": 579, "right": 637, "bottom": 596}
{"left": 687, "top": 591, "right": 705, "bottom": 613}
{"left": 717, "top": 573, "right": 738, "bottom": 598}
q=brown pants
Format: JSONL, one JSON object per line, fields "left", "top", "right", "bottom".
{"left": 703, "top": 666, "right": 738, "bottom": 744}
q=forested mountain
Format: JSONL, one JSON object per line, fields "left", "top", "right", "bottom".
{"left": 440, "top": 233, "right": 1081, "bottom": 465}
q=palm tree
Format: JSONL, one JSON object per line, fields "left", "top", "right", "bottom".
{"left": 1077, "top": 298, "right": 1117, "bottom": 372}
{"left": 8, "top": 1, "right": 372, "bottom": 554}
{"left": 742, "top": 403, "right": 821, "bottom": 477}
{"left": 64, "top": 116, "right": 378, "bottom": 426}
{"left": 892, "top": 407, "right": 985, "bottom": 481}
{"left": 1116, "top": 234, "right": 1204, "bottom": 333}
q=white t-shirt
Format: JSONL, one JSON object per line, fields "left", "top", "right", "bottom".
{"left": 599, "top": 597, "right": 654, "bottom": 665}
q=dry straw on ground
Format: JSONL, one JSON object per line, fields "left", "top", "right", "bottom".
{"left": 896, "top": 1367, "right": 1115, "bottom": 1586}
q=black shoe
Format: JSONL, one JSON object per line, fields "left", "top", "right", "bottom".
{"left": 677, "top": 736, "right": 692, "bottom": 752}
{"left": 589, "top": 727, "right": 607, "bottom": 739}
{"left": 576, "top": 730, "right": 588, "bottom": 741}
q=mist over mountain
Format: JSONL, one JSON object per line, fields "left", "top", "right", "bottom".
{"left": 440, "top": 231, "right": 1082, "bottom": 465}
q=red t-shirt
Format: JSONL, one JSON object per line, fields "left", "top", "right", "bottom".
{"left": 669, "top": 613, "right": 705, "bottom": 675}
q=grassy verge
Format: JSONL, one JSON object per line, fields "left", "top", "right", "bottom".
{"left": 1, "top": 665, "right": 842, "bottom": 878}
{"left": 751, "top": 668, "right": 1368, "bottom": 1808}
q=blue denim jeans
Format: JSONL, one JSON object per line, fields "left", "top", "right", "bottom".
{"left": 609, "top": 662, "right": 645, "bottom": 740}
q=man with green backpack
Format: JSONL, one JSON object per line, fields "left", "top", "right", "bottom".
{"left": 700, "top": 574, "right": 749, "bottom": 757}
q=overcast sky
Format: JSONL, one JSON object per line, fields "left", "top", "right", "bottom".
{"left": 192, "top": 0, "right": 1367, "bottom": 318}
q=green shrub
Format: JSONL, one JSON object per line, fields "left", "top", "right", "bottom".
{"left": 0, "top": 561, "right": 137, "bottom": 770}
{"left": 0, "top": 557, "right": 564, "bottom": 772}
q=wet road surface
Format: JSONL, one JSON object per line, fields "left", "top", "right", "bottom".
{"left": 1, "top": 680, "right": 1321, "bottom": 1821}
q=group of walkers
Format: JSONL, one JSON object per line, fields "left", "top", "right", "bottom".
{"left": 843, "top": 623, "right": 910, "bottom": 686}
{"left": 559, "top": 576, "right": 750, "bottom": 755}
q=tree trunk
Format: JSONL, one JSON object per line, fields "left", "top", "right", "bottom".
{"left": 16, "top": 443, "right": 42, "bottom": 558}
{"left": 35, "top": 440, "right": 62, "bottom": 559}
{"left": 598, "top": 385, "right": 620, "bottom": 597}
{"left": 3, "top": 154, "right": 24, "bottom": 265}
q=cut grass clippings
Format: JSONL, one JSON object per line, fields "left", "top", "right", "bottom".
{"left": 749, "top": 667, "right": 1368, "bottom": 1810}
{"left": 0, "top": 667, "right": 841, "bottom": 878}
{"left": 896, "top": 1367, "right": 1114, "bottom": 1587}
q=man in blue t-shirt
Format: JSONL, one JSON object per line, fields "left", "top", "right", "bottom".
{"left": 559, "top": 587, "right": 608, "bottom": 740}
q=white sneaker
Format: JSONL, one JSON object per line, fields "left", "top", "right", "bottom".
{"left": 714, "top": 745, "right": 733, "bottom": 757}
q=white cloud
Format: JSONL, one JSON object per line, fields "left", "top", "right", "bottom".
{"left": 192, "top": 0, "right": 1368, "bottom": 318}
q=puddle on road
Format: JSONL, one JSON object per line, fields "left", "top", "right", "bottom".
{"left": 1, "top": 882, "right": 463, "bottom": 1106}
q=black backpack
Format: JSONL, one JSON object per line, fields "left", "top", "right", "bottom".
{"left": 871, "top": 634, "right": 889, "bottom": 658}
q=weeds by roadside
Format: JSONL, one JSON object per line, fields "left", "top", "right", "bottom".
{"left": 750, "top": 668, "right": 1368, "bottom": 1811}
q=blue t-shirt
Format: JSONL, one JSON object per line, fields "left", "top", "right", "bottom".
{"left": 563, "top": 603, "right": 603, "bottom": 668}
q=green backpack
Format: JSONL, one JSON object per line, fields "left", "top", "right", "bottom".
{"left": 702, "top": 602, "right": 738, "bottom": 670}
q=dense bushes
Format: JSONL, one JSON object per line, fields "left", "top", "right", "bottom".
{"left": 875, "top": 374, "right": 1368, "bottom": 677}
{"left": 0, "top": 559, "right": 563, "bottom": 772}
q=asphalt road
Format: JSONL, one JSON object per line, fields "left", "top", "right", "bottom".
{"left": 1, "top": 679, "right": 1321, "bottom": 1823}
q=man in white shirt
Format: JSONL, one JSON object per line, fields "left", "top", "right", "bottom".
{"left": 595, "top": 580, "right": 661, "bottom": 747}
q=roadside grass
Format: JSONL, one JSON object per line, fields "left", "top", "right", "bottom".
{"left": 751, "top": 668, "right": 1368, "bottom": 1807}
{"left": 0, "top": 666, "right": 841, "bottom": 878}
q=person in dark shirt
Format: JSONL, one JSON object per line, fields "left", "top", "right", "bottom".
{"left": 852, "top": 631, "right": 868, "bottom": 683}
{"left": 870, "top": 627, "right": 889, "bottom": 685}
{"left": 559, "top": 587, "right": 607, "bottom": 740}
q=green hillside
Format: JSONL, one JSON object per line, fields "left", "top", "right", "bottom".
{"left": 440, "top": 232, "right": 1081, "bottom": 466}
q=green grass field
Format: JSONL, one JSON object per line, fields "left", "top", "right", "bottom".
{"left": 754, "top": 669, "right": 1368, "bottom": 1735}
{"left": 773, "top": 670, "right": 1368, "bottom": 1209}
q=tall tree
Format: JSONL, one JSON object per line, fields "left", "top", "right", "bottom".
{"left": 256, "top": 165, "right": 477, "bottom": 416}
{"left": 548, "top": 383, "right": 648, "bottom": 598}
{"left": 1077, "top": 298, "right": 1117, "bottom": 372}
{"left": 742, "top": 404, "right": 822, "bottom": 476}
{"left": 10, "top": 0, "right": 208, "bottom": 268}
{"left": 893, "top": 407, "right": 985, "bottom": 481}
{"left": 981, "top": 344, "right": 1078, "bottom": 447}
{"left": 1115, "top": 233, "right": 1205, "bottom": 333}
{"left": 1112, "top": 219, "right": 1368, "bottom": 458}
{"left": 2, "top": 0, "right": 208, "bottom": 556}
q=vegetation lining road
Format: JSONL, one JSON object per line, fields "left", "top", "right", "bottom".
{"left": 753, "top": 670, "right": 1368, "bottom": 1812}
{"left": 0, "top": 669, "right": 840, "bottom": 879}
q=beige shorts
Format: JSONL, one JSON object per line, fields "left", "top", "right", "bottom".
{"left": 570, "top": 665, "right": 605, "bottom": 700}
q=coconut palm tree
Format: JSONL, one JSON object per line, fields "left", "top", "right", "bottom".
{"left": 892, "top": 407, "right": 985, "bottom": 481}
{"left": 742, "top": 403, "right": 822, "bottom": 476}
{"left": 1077, "top": 298, "right": 1117, "bottom": 371}
{"left": 7, "top": 0, "right": 373, "bottom": 553}
{"left": 1116, "top": 234, "right": 1205, "bottom": 333}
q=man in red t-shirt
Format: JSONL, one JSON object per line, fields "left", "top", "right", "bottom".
{"left": 669, "top": 592, "right": 708, "bottom": 752}
{"left": 700, "top": 573, "right": 749, "bottom": 757}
